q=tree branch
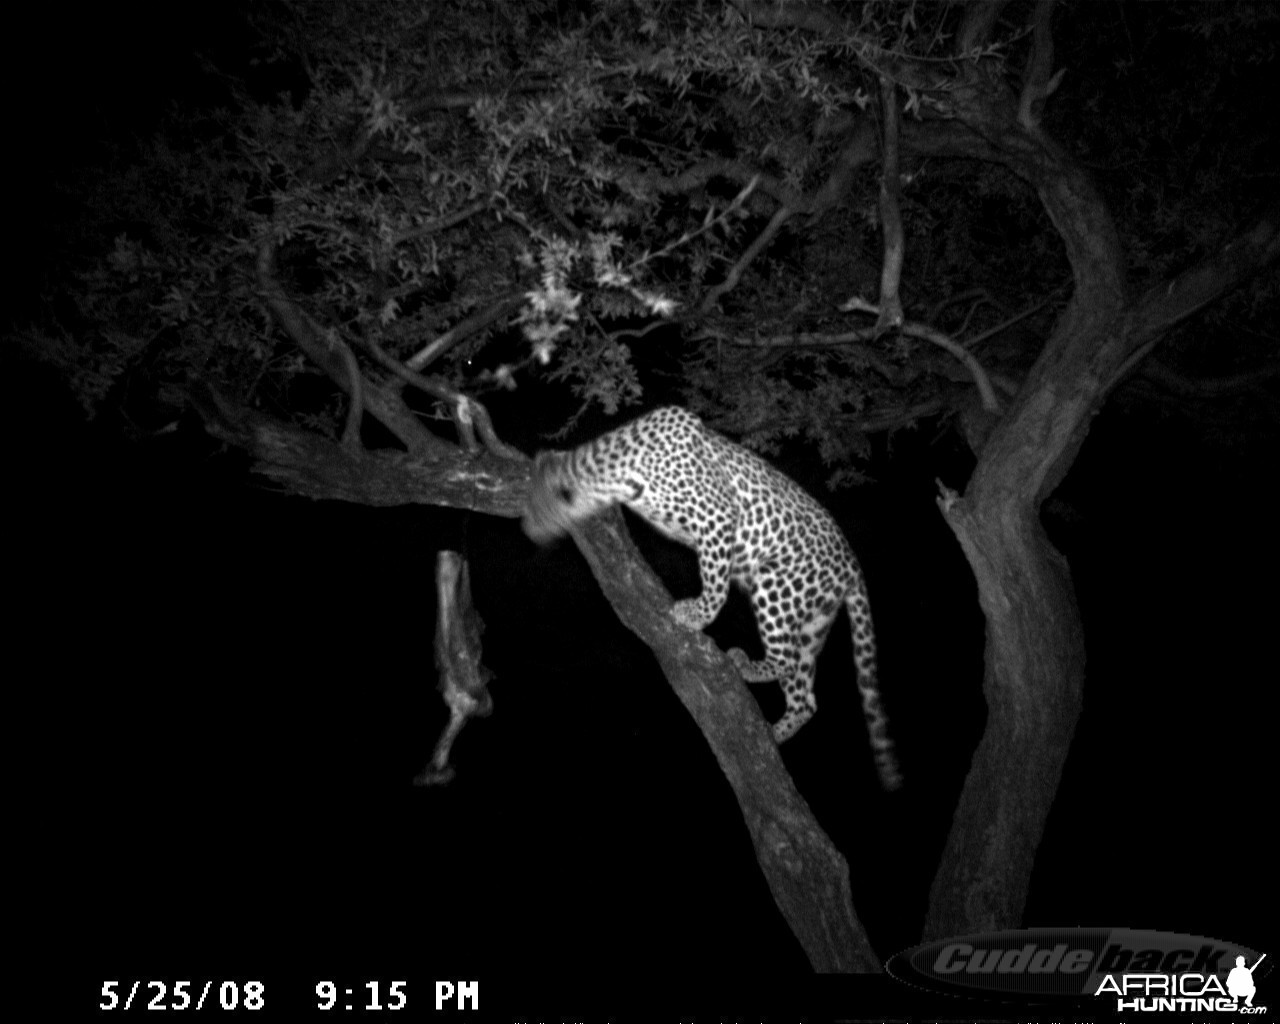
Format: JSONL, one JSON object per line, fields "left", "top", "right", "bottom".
{"left": 836, "top": 301, "right": 1002, "bottom": 411}
{"left": 809, "top": 116, "right": 879, "bottom": 215}
{"left": 565, "top": 512, "right": 884, "bottom": 972}
{"left": 698, "top": 324, "right": 901, "bottom": 381}
{"left": 1141, "top": 358, "right": 1280, "bottom": 398}
{"left": 337, "top": 337, "right": 364, "bottom": 449}
{"left": 876, "top": 77, "right": 905, "bottom": 329}
{"left": 1017, "top": 0, "right": 1065, "bottom": 132}
{"left": 255, "top": 238, "right": 449, "bottom": 454}
{"left": 700, "top": 204, "right": 794, "bottom": 312}
{"left": 392, "top": 199, "right": 491, "bottom": 246}
{"left": 192, "top": 382, "right": 529, "bottom": 514}
{"left": 1115, "top": 200, "right": 1280, "bottom": 386}
{"left": 406, "top": 293, "right": 525, "bottom": 372}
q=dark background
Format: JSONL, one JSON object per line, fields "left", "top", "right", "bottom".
{"left": 8, "top": 1, "right": 1271, "bottom": 1007}
{"left": 18, "top": 359, "right": 1267, "bottom": 983}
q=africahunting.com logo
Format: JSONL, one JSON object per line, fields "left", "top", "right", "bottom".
{"left": 887, "top": 927, "right": 1269, "bottom": 1013}
{"left": 1093, "top": 948, "right": 1266, "bottom": 1014}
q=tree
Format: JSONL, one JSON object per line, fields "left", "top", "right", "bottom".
{"left": 18, "top": 0, "right": 1276, "bottom": 977}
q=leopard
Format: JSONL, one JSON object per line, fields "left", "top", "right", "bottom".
{"left": 522, "top": 405, "right": 900, "bottom": 790}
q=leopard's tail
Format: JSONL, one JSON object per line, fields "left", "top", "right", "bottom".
{"left": 845, "top": 586, "right": 902, "bottom": 791}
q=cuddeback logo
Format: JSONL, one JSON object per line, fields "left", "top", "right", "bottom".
{"left": 886, "top": 928, "right": 1270, "bottom": 1010}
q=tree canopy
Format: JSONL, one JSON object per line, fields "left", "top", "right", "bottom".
{"left": 21, "top": 0, "right": 1273, "bottom": 457}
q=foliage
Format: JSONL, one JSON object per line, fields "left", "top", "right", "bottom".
{"left": 15, "top": 0, "right": 1277, "bottom": 460}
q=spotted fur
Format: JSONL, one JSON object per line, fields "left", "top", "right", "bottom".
{"left": 523, "top": 406, "right": 900, "bottom": 790}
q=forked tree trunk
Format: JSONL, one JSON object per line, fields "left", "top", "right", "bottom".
{"left": 913, "top": 100, "right": 1131, "bottom": 933}
{"left": 917, "top": 149, "right": 1279, "bottom": 936}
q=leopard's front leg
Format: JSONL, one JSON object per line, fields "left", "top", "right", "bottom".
{"left": 670, "top": 520, "right": 735, "bottom": 630}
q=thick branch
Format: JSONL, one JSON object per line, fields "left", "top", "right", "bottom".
{"left": 337, "top": 340, "right": 363, "bottom": 449}
{"left": 699, "top": 324, "right": 900, "bottom": 381}
{"left": 406, "top": 293, "right": 525, "bottom": 372}
{"left": 255, "top": 239, "right": 449, "bottom": 454}
{"left": 1017, "top": 0, "right": 1064, "bottom": 132}
{"left": 1114, "top": 200, "right": 1280, "bottom": 386}
{"left": 906, "top": 324, "right": 999, "bottom": 411}
{"left": 830, "top": 303, "right": 1002, "bottom": 410}
{"left": 567, "top": 513, "right": 883, "bottom": 972}
{"left": 875, "top": 77, "right": 904, "bottom": 329}
{"left": 1141, "top": 358, "right": 1280, "bottom": 398}
{"left": 192, "top": 383, "right": 528, "bottom": 515}
{"left": 809, "top": 116, "right": 878, "bottom": 214}
{"left": 956, "top": 0, "right": 1007, "bottom": 54}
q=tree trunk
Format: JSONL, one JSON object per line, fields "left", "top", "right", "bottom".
{"left": 927, "top": 490, "right": 1085, "bottom": 936}
{"left": 921, "top": 178, "right": 1279, "bottom": 937}
{"left": 916, "top": 131, "right": 1128, "bottom": 935}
